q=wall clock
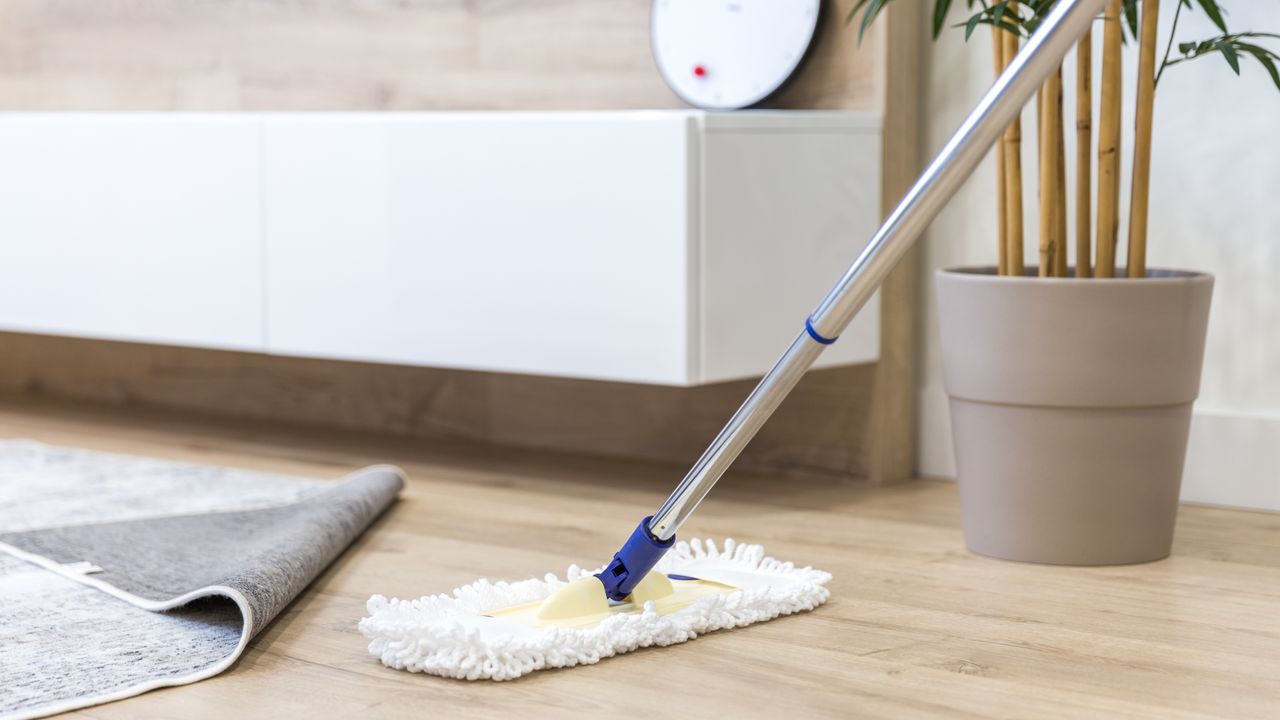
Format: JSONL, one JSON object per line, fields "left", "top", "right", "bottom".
{"left": 651, "top": 0, "right": 823, "bottom": 110}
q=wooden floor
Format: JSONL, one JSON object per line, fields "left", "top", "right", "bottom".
{"left": 4, "top": 399, "right": 1279, "bottom": 720}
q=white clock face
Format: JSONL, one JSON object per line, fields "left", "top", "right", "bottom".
{"left": 651, "top": 0, "right": 821, "bottom": 110}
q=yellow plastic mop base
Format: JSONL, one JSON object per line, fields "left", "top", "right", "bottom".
{"left": 487, "top": 572, "right": 740, "bottom": 630}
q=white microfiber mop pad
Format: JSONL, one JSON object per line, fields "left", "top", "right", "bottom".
{"left": 359, "top": 538, "right": 831, "bottom": 681}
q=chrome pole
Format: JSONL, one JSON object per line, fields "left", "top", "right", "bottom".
{"left": 647, "top": 0, "right": 1108, "bottom": 541}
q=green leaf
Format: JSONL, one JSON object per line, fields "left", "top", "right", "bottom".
{"left": 964, "top": 12, "right": 982, "bottom": 41}
{"left": 951, "top": 5, "right": 1026, "bottom": 43}
{"left": 1217, "top": 39, "right": 1241, "bottom": 74}
{"left": 844, "top": 0, "right": 874, "bottom": 27}
{"left": 1257, "top": 53, "right": 1280, "bottom": 92}
{"left": 1237, "top": 42, "right": 1280, "bottom": 92}
{"left": 932, "top": 0, "right": 955, "bottom": 39}
{"left": 1016, "top": 0, "right": 1055, "bottom": 35}
{"left": 996, "top": 18, "right": 1024, "bottom": 37}
{"left": 1194, "top": 0, "right": 1229, "bottom": 34}
{"left": 1163, "top": 31, "right": 1280, "bottom": 93}
{"left": 857, "top": 0, "right": 889, "bottom": 45}
{"left": 1122, "top": 0, "right": 1140, "bottom": 41}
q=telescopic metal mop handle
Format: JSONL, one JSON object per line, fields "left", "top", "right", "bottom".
{"left": 597, "top": 0, "right": 1109, "bottom": 601}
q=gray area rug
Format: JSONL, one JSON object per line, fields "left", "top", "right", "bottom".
{"left": 0, "top": 440, "right": 403, "bottom": 719}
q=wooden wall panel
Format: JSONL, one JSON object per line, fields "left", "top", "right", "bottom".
{"left": 866, "top": 0, "right": 923, "bottom": 483}
{"left": 0, "top": 0, "right": 883, "bottom": 111}
{"left": 0, "top": 332, "right": 873, "bottom": 479}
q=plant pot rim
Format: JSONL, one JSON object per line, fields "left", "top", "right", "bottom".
{"left": 938, "top": 265, "right": 1213, "bottom": 284}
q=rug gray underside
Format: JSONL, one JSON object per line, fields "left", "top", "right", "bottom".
{"left": 2, "top": 468, "right": 404, "bottom": 635}
{"left": 0, "top": 441, "right": 404, "bottom": 720}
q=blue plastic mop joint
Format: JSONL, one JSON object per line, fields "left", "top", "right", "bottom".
{"left": 596, "top": 516, "right": 674, "bottom": 601}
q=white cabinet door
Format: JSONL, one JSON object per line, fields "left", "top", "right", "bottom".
{"left": 698, "top": 116, "right": 881, "bottom": 382}
{"left": 262, "top": 113, "right": 695, "bottom": 384}
{"left": 0, "top": 115, "right": 264, "bottom": 350}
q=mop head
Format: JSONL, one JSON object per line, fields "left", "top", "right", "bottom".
{"left": 359, "top": 538, "right": 831, "bottom": 681}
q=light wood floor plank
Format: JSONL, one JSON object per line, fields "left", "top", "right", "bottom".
{"left": 2, "top": 399, "right": 1276, "bottom": 719}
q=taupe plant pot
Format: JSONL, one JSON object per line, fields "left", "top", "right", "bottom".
{"left": 936, "top": 267, "right": 1214, "bottom": 565}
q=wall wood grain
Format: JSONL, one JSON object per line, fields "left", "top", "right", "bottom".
{"left": 0, "top": 0, "right": 883, "bottom": 111}
{"left": 0, "top": 331, "right": 876, "bottom": 479}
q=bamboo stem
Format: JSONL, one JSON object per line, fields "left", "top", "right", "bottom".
{"left": 1038, "top": 68, "right": 1063, "bottom": 278}
{"left": 1037, "top": 84, "right": 1048, "bottom": 276}
{"left": 1095, "top": 0, "right": 1123, "bottom": 277}
{"left": 1076, "top": 29, "right": 1093, "bottom": 277}
{"left": 994, "top": 26, "right": 1009, "bottom": 276}
{"left": 1127, "top": 0, "right": 1159, "bottom": 278}
{"left": 1002, "top": 24, "right": 1024, "bottom": 276}
{"left": 1055, "top": 65, "right": 1068, "bottom": 277}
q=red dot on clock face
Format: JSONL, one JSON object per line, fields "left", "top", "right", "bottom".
{"left": 693, "top": 65, "right": 707, "bottom": 78}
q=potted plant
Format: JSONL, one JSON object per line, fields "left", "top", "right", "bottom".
{"left": 852, "top": 0, "right": 1280, "bottom": 564}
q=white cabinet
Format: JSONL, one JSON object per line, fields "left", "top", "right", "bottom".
{"left": 262, "top": 113, "right": 696, "bottom": 383}
{"left": 262, "top": 111, "right": 881, "bottom": 385}
{"left": 0, "top": 115, "right": 263, "bottom": 350}
{"left": 0, "top": 111, "right": 881, "bottom": 386}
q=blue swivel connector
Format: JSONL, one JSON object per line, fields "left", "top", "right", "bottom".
{"left": 596, "top": 516, "right": 674, "bottom": 601}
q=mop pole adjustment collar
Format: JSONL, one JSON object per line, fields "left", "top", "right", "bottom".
{"left": 804, "top": 315, "right": 838, "bottom": 345}
{"left": 597, "top": 516, "right": 674, "bottom": 601}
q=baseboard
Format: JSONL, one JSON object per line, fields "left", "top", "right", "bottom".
{"left": 918, "top": 385, "right": 1280, "bottom": 512}
{"left": 1182, "top": 410, "right": 1280, "bottom": 511}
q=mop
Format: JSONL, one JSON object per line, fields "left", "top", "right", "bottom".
{"left": 360, "top": 0, "right": 1107, "bottom": 681}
